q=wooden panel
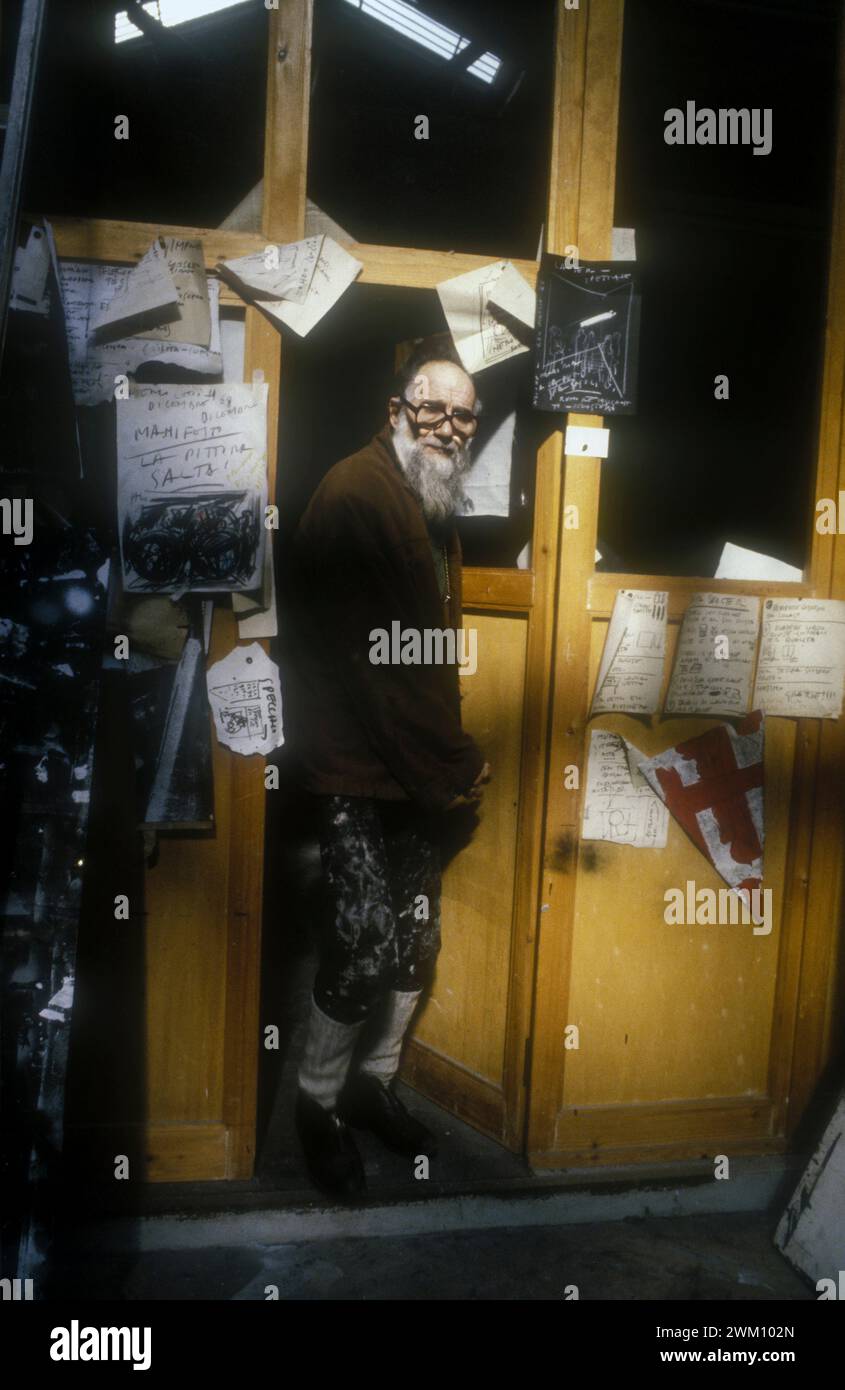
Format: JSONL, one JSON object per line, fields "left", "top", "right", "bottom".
{"left": 410, "top": 613, "right": 528, "bottom": 1085}
{"left": 262, "top": 2, "right": 313, "bottom": 244}
{"left": 402, "top": 1043, "right": 504, "bottom": 1138}
{"left": 463, "top": 567, "right": 533, "bottom": 610}
{"left": 538, "top": 1099, "right": 781, "bottom": 1169}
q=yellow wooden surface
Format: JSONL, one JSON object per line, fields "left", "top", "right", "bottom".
{"left": 412, "top": 613, "right": 528, "bottom": 1084}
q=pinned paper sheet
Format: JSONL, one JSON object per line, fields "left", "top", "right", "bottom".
{"left": 135, "top": 237, "right": 212, "bottom": 347}
{"left": 219, "top": 235, "right": 323, "bottom": 304}
{"left": 639, "top": 711, "right": 764, "bottom": 897}
{"left": 752, "top": 597, "right": 845, "bottom": 719}
{"left": 591, "top": 589, "right": 667, "bottom": 715}
{"left": 11, "top": 224, "right": 51, "bottom": 314}
{"left": 90, "top": 237, "right": 178, "bottom": 340}
{"left": 487, "top": 261, "right": 536, "bottom": 329}
{"left": 206, "top": 642, "right": 283, "bottom": 756}
{"left": 436, "top": 260, "right": 530, "bottom": 373}
{"left": 715, "top": 541, "right": 802, "bottom": 583}
{"left": 259, "top": 236, "right": 362, "bottom": 337}
{"left": 461, "top": 409, "right": 515, "bottom": 518}
{"left": 116, "top": 382, "right": 268, "bottom": 593}
{"left": 59, "top": 261, "right": 222, "bottom": 405}
{"left": 233, "top": 536, "right": 278, "bottom": 639}
{"left": 582, "top": 730, "right": 668, "bottom": 848}
{"left": 665, "top": 592, "right": 760, "bottom": 718}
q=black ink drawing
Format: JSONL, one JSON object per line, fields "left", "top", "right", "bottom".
{"left": 532, "top": 256, "right": 641, "bottom": 415}
{"left": 122, "top": 492, "right": 261, "bottom": 592}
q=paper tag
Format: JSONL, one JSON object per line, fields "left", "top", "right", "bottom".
{"left": 565, "top": 426, "right": 610, "bottom": 458}
{"left": 206, "top": 643, "right": 283, "bottom": 756}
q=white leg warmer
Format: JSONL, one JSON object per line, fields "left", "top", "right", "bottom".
{"left": 358, "top": 989, "right": 422, "bottom": 1085}
{"left": 298, "top": 995, "right": 365, "bottom": 1110}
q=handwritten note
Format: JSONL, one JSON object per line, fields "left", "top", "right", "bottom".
{"left": 259, "top": 236, "right": 362, "bottom": 337}
{"left": 135, "top": 237, "right": 211, "bottom": 346}
{"left": 116, "top": 383, "right": 268, "bottom": 594}
{"left": 665, "top": 592, "right": 760, "bottom": 717}
{"left": 89, "top": 237, "right": 179, "bottom": 340}
{"left": 58, "top": 261, "right": 222, "bottom": 405}
{"left": 752, "top": 597, "right": 845, "bottom": 719}
{"left": 436, "top": 260, "right": 530, "bottom": 373}
{"left": 487, "top": 261, "right": 537, "bottom": 329}
{"left": 11, "top": 224, "right": 51, "bottom": 315}
{"left": 206, "top": 643, "right": 283, "bottom": 756}
{"left": 591, "top": 589, "right": 667, "bottom": 715}
{"left": 219, "top": 235, "right": 323, "bottom": 304}
{"left": 582, "top": 730, "right": 668, "bottom": 848}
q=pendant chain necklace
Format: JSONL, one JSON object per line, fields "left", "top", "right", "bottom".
{"left": 442, "top": 543, "right": 451, "bottom": 605}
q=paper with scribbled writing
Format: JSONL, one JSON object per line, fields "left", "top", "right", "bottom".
{"left": 220, "top": 235, "right": 323, "bottom": 304}
{"left": 258, "top": 236, "right": 362, "bottom": 337}
{"left": 116, "top": 383, "right": 268, "bottom": 594}
{"left": 90, "top": 237, "right": 179, "bottom": 339}
{"left": 134, "top": 237, "right": 211, "bottom": 346}
{"left": 752, "top": 597, "right": 845, "bottom": 719}
{"left": 436, "top": 260, "right": 530, "bottom": 373}
{"left": 582, "top": 729, "right": 668, "bottom": 848}
{"left": 665, "top": 592, "right": 760, "bottom": 717}
{"left": 487, "top": 261, "right": 537, "bottom": 329}
{"left": 58, "top": 261, "right": 222, "bottom": 405}
{"left": 206, "top": 642, "right": 283, "bottom": 756}
{"left": 591, "top": 589, "right": 667, "bottom": 715}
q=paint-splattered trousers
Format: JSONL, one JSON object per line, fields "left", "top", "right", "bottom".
{"left": 313, "top": 795, "right": 443, "bottom": 1025}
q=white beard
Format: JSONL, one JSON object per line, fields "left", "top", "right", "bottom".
{"left": 391, "top": 410, "right": 475, "bottom": 524}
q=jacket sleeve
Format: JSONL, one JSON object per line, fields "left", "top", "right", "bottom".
{"left": 302, "top": 491, "right": 485, "bottom": 812}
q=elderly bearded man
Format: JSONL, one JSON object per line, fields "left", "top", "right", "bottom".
{"left": 283, "top": 342, "right": 491, "bottom": 1199}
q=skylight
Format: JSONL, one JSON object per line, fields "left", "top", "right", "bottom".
{"left": 115, "top": 1, "right": 245, "bottom": 44}
{"left": 343, "top": 0, "right": 501, "bottom": 83}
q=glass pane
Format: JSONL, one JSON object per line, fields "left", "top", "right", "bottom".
{"left": 307, "top": 0, "right": 556, "bottom": 258}
{"left": 598, "top": 0, "right": 839, "bottom": 579}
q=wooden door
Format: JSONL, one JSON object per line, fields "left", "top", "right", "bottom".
{"left": 528, "top": 0, "right": 845, "bottom": 1168}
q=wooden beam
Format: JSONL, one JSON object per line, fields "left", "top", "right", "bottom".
{"left": 263, "top": 2, "right": 313, "bottom": 243}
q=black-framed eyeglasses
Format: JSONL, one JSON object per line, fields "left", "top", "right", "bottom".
{"left": 397, "top": 396, "right": 479, "bottom": 436}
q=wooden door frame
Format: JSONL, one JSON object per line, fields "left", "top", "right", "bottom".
{"left": 527, "top": 0, "right": 845, "bottom": 1167}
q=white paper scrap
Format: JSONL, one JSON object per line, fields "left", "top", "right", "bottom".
{"left": 752, "top": 597, "right": 845, "bottom": 719}
{"left": 90, "top": 237, "right": 179, "bottom": 339}
{"left": 582, "top": 730, "right": 668, "bottom": 848}
{"left": 206, "top": 642, "right": 283, "bottom": 756}
{"left": 487, "top": 260, "right": 537, "bottom": 329}
{"left": 665, "top": 592, "right": 760, "bottom": 717}
{"left": 11, "top": 224, "right": 51, "bottom": 315}
{"left": 259, "top": 236, "right": 362, "bottom": 337}
{"left": 591, "top": 589, "right": 668, "bottom": 715}
{"left": 436, "top": 260, "right": 530, "bottom": 373}
{"left": 220, "top": 235, "right": 323, "bottom": 304}
{"left": 715, "top": 541, "right": 803, "bottom": 583}
{"left": 135, "top": 237, "right": 212, "bottom": 347}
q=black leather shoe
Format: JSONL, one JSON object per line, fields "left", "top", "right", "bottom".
{"left": 338, "top": 1072, "right": 438, "bottom": 1158}
{"left": 295, "top": 1090, "right": 367, "bottom": 1200}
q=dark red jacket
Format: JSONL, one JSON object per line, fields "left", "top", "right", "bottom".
{"left": 282, "top": 425, "right": 485, "bottom": 812}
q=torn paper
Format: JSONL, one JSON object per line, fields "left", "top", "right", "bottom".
{"left": 59, "top": 261, "right": 222, "bottom": 405}
{"left": 640, "top": 711, "right": 764, "bottom": 897}
{"left": 752, "top": 597, "right": 845, "bottom": 719}
{"left": 487, "top": 261, "right": 537, "bottom": 329}
{"left": 436, "top": 260, "right": 530, "bottom": 373}
{"left": 582, "top": 730, "right": 668, "bottom": 848}
{"left": 90, "top": 237, "right": 179, "bottom": 340}
{"left": 461, "top": 409, "right": 515, "bottom": 518}
{"left": 116, "top": 382, "right": 268, "bottom": 593}
{"left": 11, "top": 224, "right": 51, "bottom": 315}
{"left": 591, "top": 589, "right": 667, "bottom": 715}
{"left": 715, "top": 541, "right": 803, "bottom": 583}
{"left": 259, "top": 236, "right": 362, "bottom": 337}
{"left": 39, "top": 975, "right": 75, "bottom": 1023}
{"left": 206, "top": 642, "right": 283, "bottom": 756}
{"left": 233, "top": 534, "right": 278, "bottom": 639}
{"left": 135, "top": 237, "right": 211, "bottom": 347}
{"left": 665, "top": 592, "right": 760, "bottom": 718}
{"left": 219, "top": 234, "right": 323, "bottom": 305}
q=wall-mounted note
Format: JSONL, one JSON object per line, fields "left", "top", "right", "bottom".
{"left": 752, "top": 597, "right": 845, "bottom": 719}
{"left": 206, "top": 642, "right": 283, "bottom": 757}
{"left": 219, "top": 235, "right": 323, "bottom": 304}
{"left": 89, "top": 237, "right": 179, "bottom": 341}
{"left": 116, "top": 382, "right": 268, "bottom": 594}
{"left": 436, "top": 260, "right": 530, "bottom": 373}
{"left": 259, "top": 236, "right": 362, "bottom": 337}
{"left": 665, "top": 592, "right": 760, "bottom": 717}
{"left": 11, "top": 224, "right": 51, "bottom": 315}
{"left": 582, "top": 729, "right": 668, "bottom": 848}
{"left": 591, "top": 589, "right": 667, "bottom": 715}
{"left": 487, "top": 261, "right": 537, "bottom": 329}
{"left": 58, "top": 261, "right": 222, "bottom": 406}
{"left": 135, "top": 237, "right": 211, "bottom": 347}
{"left": 533, "top": 256, "right": 640, "bottom": 414}
{"left": 715, "top": 541, "right": 802, "bottom": 582}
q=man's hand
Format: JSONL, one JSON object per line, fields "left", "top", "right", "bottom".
{"left": 445, "top": 762, "right": 492, "bottom": 811}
